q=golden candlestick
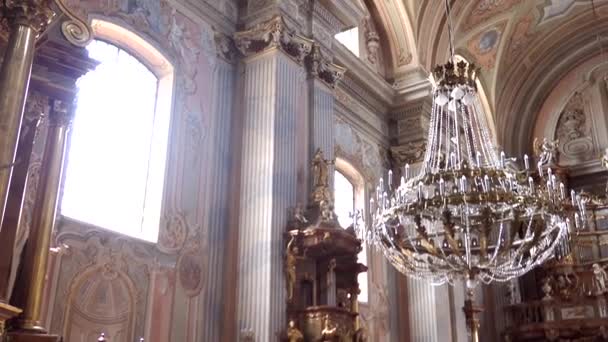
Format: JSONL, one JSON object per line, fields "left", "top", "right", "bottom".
{"left": 15, "top": 100, "right": 72, "bottom": 332}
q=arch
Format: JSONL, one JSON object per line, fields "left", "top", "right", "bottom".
{"left": 60, "top": 19, "right": 175, "bottom": 243}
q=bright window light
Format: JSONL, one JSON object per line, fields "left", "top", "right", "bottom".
{"left": 61, "top": 40, "right": 171, "bottom": 243}
{"left": 335, "top": 27, "right": 360, "bottom": 57}
{"left": 334, "top": 170, "right": 368, "bottom": 303}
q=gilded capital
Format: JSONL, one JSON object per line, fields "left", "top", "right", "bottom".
{"left": 47, "top": 99, "right": 72, "bottom": 127}
{"left": 1, "top": 0, "right": 56, "bottom": 34}
{"left": 234, "top": 16, "right": 313, "bottom": 64}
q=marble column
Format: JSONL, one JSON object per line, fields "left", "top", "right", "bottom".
{"left": 199, "top": 50, "right": 236, "bottom": 342}
{"left": 407, "top": 279, "right": 439, "bottom": 341}
{"left": 235, "top": 17, "right": 310, "bottom": 338}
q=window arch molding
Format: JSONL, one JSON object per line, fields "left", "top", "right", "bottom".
{"left": 60, "top": 19, "right": 175, "bottom": 243}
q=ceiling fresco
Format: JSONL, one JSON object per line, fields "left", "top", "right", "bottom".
{"left": 372, "top": 0, "right": 608, "bottom": 150}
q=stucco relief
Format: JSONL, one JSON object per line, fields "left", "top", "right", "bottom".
{"left": 334, "top": 117, "right": 388, "bottom": 183}
{"left": 555, "top": 92, "right": 594, "bottom": 164}
{"left": 50, "top": 229, "right": 156, "bottom": 340}
{"left": 540, "top": 0, "right": 577, "bottom": 23}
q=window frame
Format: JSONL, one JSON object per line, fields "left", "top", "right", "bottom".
{"left": 334, "top": 158, "right": 369, "bottom": 303}
{"left": 59, "top": 19, "right": 175, "bottom": 243}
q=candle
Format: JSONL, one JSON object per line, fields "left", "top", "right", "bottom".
{"left": 476, "top": 151, "right": 482, "bottom": 168}
{"left": 500, "top": 151, "right": 506, "bottom": 168}
{"left": 439, "top": 177, "right": 445, "bottom": 196}
{"left": 460, "top": 175, "right": 468, "bottom": 193}
{"left": 571, "top": 190, "right": 576, "bottom": 206}
{"left": 418, "top": 181, "right": 424, "bottom": 199}
{"left": 388, "top": 170, "right": 393, "bottom": 190}
{"left": 524, "top": 154, "right": 529, "bottom": 170}
{"left": 559, "top": 183, "right": 565, "bottom": 200}
{"left": 404, "top": 164, "right": 410, "bottom": 180}
{"left": 537, "top": 161, "right": 543, "bottom": 178}
{"left": 528, "top": 177, "right": 534, "bottom": 194}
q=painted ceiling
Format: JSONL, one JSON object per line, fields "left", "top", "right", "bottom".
{"left": 374, "top": 0, "right": 608, "bottom": 149}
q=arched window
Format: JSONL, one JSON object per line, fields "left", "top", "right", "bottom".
{"left": 335, "top": 27, "right": 360, "bottom": 57}
{"left": 61, "top": 21, "right": 174, "bottom": 243}
{"left": 334, "top": 167, "right": 368, "bottom": 303}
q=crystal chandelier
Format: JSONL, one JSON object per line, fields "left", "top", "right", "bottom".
{"left": 363, "top": 60, "right": 584, "bottom": 286}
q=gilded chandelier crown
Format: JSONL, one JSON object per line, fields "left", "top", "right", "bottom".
{"left": 431, "top": 60, "right": 479, "bottom": 89}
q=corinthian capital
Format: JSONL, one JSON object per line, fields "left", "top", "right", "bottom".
{"left": 308, "top": 45, "right": 346, "bottom": 89}
{"left": 1, "top": 0, "right": 56, "bottom": 34}
{"left": 234, "top": 15, "right": 313, "bottom": 64}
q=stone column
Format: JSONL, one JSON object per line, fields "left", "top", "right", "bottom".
{"left": 13, "top": 99, "right": 72, "bottom": 333}
{"left": 0, "top": 0, "right": 55, "bottom": 235}
{"left": 234, "top": 16, "right": 311, "bottom": 341}
{"left": 199, "top": 34, "right": 237, "bottom": 342}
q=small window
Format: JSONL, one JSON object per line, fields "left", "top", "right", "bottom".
{"left": 335, "top": 27, "right": 360, "bottom": 57}
{"left": 334, "top": 170, "right": 368, "bottom": 303}
{"left": 61, "top": 38, "right": 172, "bottom": 243}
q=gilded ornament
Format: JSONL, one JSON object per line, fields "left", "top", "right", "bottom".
{"left": 286, "top": 320, "right": 303, "bottom": 342}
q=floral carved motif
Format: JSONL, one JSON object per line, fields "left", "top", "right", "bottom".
{"left": 234, "top": 16, "right": 313, "bottom": 64}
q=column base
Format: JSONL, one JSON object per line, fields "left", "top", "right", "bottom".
{"left": 6, "top": 332, "right": 61, "bottom": 342}
{"left": 0, "top": 302, "right": 22, "bottom": 341}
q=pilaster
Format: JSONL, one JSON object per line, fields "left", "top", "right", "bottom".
{"left": 235, "top": 23, "right": 308, "bottom": 340}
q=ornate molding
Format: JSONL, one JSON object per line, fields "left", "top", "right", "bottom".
{"left": 54, "top": 0, "right": 93, "bottom": 47}
{"left": 309, "top": 45, "right": 346, "bottom": 89}
{"left": 390, "top": 141, "right": 426, "bottom": 166}
{"left": 234, "top": 16, "right": 313, "bottom": 64}
{"left": 1, "top": 0, "right": 56, "bottom": 34}
{"left": 48, "top": 98, "right": 73, "bottom": 127}
{"left": 214, "top": 31, "right": 238, "bottom": 63}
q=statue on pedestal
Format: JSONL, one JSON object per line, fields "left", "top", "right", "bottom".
{"left": 311, "top": 149, "right": 334, "bottom": 204}
{"left": 285, "top": 236, "right": 300, "bottom": 302}
{"left": 326, "top": 259, "right": 337, "bottom": 306}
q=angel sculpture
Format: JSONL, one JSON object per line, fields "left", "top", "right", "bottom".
{"left": 533, "top": 137, "right": 559, "bottom": 166}
{"left": 286, "top": 320, "right": 304, "bottom": 342}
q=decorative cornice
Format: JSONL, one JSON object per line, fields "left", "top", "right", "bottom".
{"left": 234, "top": 16, "right": 313, "bottom": 64}
{"left": 308, "top": 45, "right": 346, "bottom": 89}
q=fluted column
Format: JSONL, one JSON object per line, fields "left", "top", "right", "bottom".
{"left": 234, "top": 17, "right": 311, "bottom": 340}
{"left": 14, "top": 99, "right": 72, "bottom": 333}
{"left": 406, "top": 278, "right": 438, "bottom": 341}
{"left": 199, "top": 48, "right": 236, "bottom": 342}
{"left": 0, "top": 0, "right": 55, "bottom": 235}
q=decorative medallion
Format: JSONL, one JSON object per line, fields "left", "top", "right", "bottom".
{"left": 467, "top": 22, "right": 506, "bottom": 69}
{"left": 158, "top": 211, "right": 189, "bottom": 254}
{"left": 177, "top": 246, "right": 206, "bottom": 297}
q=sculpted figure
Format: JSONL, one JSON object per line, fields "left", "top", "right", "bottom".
{"left": 286, "top": 320, "right": 303, "bottom": 342}
{"left": 320, "top": 315, "right": 337, "bottom": 341}
{"left": 311, "top": 149, "right": 334, "bottom": 203}
{"left": 593, "top": 263, "right": 608, "bottom": 295}
{"left": 285, "top": 236, "right": 300, "bottom": 302}
{"left": 533, "top": 137, "right": 559, "bottom": 166}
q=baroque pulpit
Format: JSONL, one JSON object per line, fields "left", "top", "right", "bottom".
{"left": 283, "top": 149, "right": 367, "bottom": 342}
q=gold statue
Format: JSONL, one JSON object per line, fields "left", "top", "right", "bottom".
{"left": 312, "top": 149, "right": 334, "bottom": 203}
{"left": 286, "top": 320, "right": 304, "bottom": 342}
{"left": 285, "top": 236, "right": 299, "bottom": 302}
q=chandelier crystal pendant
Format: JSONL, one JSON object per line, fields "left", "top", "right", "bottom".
{"left": 364, "top": 61, "right": 584, "bottom": 285}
